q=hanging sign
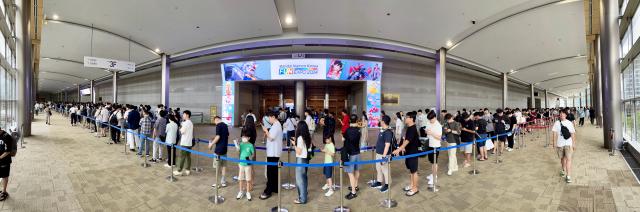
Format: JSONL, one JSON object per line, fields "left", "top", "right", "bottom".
{"left": 84, "top": 56, "right": 136, "bottom": 72}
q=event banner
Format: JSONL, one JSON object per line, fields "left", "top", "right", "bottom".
{"left": 220, "top": 58, "right": 382, "bottom": 127}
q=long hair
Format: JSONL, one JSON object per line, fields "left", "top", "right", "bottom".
{"left": 295, "top": 121, "right": 312, "bottom": 147}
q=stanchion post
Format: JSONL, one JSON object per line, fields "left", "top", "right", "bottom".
{"left": 332, "top": 150, "right": 341, "bottom": 190}
{"left": 495, "top": 135, "right": 502, "bottom": 164}
{"left": 282, "top": 143, "right": 295, "bottom": 190}
{"left": 367, "top": 145, "right": 376, "bottom": 186}
{"left": 430, "top": 147, "right": 439, "bottom": 192}
{"left": 193, "top": 141, "right": 203, "bottom": 172}
{"left": 124, "top": 129, "right": 129, "bottom": 155}
{"left": 209, "top": 155, "right": 225, "bottom": 204}
{"left": 166, "top": 144, "right": 178, "bottom": 182}
{"left": 334, "top": 162, "right": 349, "bottom": 212}
{"left": 379, "top": 156, "right": 396, "bottom": 208}
{"left": 141, "top": 136, "right": 150, "bottom": 168}
{"left": 469, "top": 139, "right": 479, "bottom": 175}
{"left": 271, "top": 162, "right": 288, "bottom": 212}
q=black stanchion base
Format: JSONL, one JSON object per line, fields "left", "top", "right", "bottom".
{"left": 281, "top": 183, "right": 296, "bottom": 190}
{"left": 333, "top": 206, "right": 350, "bottom": 212}
{"left": 271, "top": 207, "right": 289, "bottom": 212}
{"left": 468, "top": 170, "right": 480, "bottom": 175}
{"left": 380, "top": 199, "right": 397, "bottom": 208}
{"left": 166, "top": 175, "right": 178, "bottom": 182}
{"left": 140, "top": 163, "right": 151, "bottom": 168}
{"left": 208, "top": 195, "right": 225, "bottom": 204}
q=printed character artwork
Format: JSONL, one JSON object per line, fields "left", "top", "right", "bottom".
{"left": 327, "top": 59, "right": 343, "bottom": 80}
{"left": 223, "top": 61, "right": 260, "bottom": 81}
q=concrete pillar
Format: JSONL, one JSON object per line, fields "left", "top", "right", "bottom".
{"left": 324, "top": 85, "right": 329, "bottom": 109}
{"left": 529, "top": 84, "right": 535, "bottom": 108}
{"left": 17, "top": 0, "right": 33, "bottom": 136}
{"left": 161, "top": 54, "right": 170, "bottom": 107}
{"left": 279, "top": 86, "right": 284, "bottom": 108}
{"left": 295, "top": 81, "right": 305, "bottom": 118}
{"left": 77, "top": 85, "right": 81, "bottom": 102}
{"left": 112, "top": 71, "right": 118, "bottom": 103}
{"left": 544, "top": 90, "right": 548, "bottom": 108}
{"left": 595, "top": 36, "right": 604, "bottom": 127}
{"left": 600, "top": 0, "right": 623, "bottom": 149}
{"left": 90, "top": 80, "right": 95, "bottom": 103}
{"left": 435, "top": 48, "right": 446, "bottom": 113}
{"left": 502, "top": 73, "right": 508, "bottom": 109}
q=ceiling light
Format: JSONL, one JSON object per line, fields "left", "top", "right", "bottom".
{"left": 154, "top": 48, "right": 161, "bottom": 53}
{"left": 52, "top": 14, "right": 59, "bottom": 20}
{"left": 284, "top": 15, "right": 293, "bottom": 25}
{"left": 84, "top": 78, "right": 89, "bottom": 81}
{"left": 446, "top": 40, "right": 453, "bottom": 47}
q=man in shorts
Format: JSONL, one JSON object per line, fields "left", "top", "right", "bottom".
{"left": 209, "top": 116, "right": 229, "bottom": 188}
{"left": 460, "top": 113, "right": 477, "bottom": 167}
{"left": 0, "top": 127, "right": 13, "bottom": 201}
{"left": 343, "top": 114, "right": 361, "bottom": 200}
{"left": 392, "top": 111, "right": 420, "bottom": 196}
{"left": 552, "top": 109, "right": 576, "bottom": 183}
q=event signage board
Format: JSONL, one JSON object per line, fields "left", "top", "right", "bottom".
{"left": 83, "top": 56, "right": 136, "bottom": 72}
{"left": 220, "top": 58, "right": 382, "bottom": 127}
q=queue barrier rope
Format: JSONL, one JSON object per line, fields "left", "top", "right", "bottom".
{"left": 75, "top": 114, "right": 512, "bottom": 168}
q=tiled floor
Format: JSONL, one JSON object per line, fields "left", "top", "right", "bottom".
{"left": 3, "top": 114, "right": 639, "bottom": 211}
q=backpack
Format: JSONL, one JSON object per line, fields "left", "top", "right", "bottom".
{"left": 0, "top": 131, "right": 16, "bottom": 157}
{"left": 388, "top": 129, "right": 399, "bottom": 153}
{"left": 307, "top": 142, "right": 316, "bottom": 160}
{"left": 559, "top": 121, "right": 571, "bottom": 140}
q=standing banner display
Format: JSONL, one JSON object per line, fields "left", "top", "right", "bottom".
{"left": 221, "top": 58, "right": 382, "bottom": 127}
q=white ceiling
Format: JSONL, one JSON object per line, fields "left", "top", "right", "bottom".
{"left": 40, "top": 0, "right": 588, "bottom": 96}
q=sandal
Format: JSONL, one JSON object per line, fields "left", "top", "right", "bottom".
{"left": 402, "top": 186, "right": 412, "bottom": 192}
{"left": 405, "top": 190, "right": 419, "bottom": 196}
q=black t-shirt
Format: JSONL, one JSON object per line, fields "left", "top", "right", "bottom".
{"left": 493, "top": 114, "right": 507, "bottom": 133}
{"left": 476, "top": 119, "right": 487, "bottom": 134}
{"left": 344, "top": 127, "right": 361, "bottom": 155}
{"left": 568, "top": 114, "right": 575, "bottom": 122}
{"left": 215, "top": 122, "right": 229, "bottom": 155}
{"left": 508, "top": 116, "right": 517, "bottom": 132}
{"left": 404, "top": 125, "right": 420, "bottom": 154}
{"left": 324, "top": 117, "right": 336, "bottom": 136}
{"left": 0, "top": 131, "right": 13, "bottom": 165}
{"left": 461, "top": 119, "right": 476, "bottom": 142}
{"left": 375, "top": 129, "right": 393, "bottom": 155}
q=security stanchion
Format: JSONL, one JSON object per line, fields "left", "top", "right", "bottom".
{"left": 429, "top": 148, "right": 439, "bottom": 192}
{"left": 379, "top": 156, "right": 396, "bottom": 208}
{"left": 367, "top": 145, "right": 377, "bottom": 187}
{"left": 545, "top": 122, "right": 551, "bottom": 148}
{"left": 192, "top": 141, "right": 203, "bottom": 172}
{"left": 209, "top": 155, "right": 225, "bottom": 204}
{"left": 123, "top": 129, "right": 129, "bottom": 155}
{"left": 271, "top": 162, "right": 288, "bottom": 212}
{"left": 333, "top": 162, "right": 349, "bottom": 212}
{"left": 495, "top": 135, "right": 502, "bottom": 164}
{"left": 166, "top": 144, "right": 178, "bottom": 182}
{"left": 332, "top": 151, "right": 341, "bottom": 190}
{"left": 281, "top": 144, "right": 295, "bottom": 190}
{"left": 140, "top": 136, "right": 150, "bottom": 168}
{"left": 468, "top": 140, "right": 480, "bottom": 175}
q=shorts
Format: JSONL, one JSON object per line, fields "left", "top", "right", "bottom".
{"left": 213, "top": 155, "right": 227, "bottom": 169}
{"left": 497, "top": 133, "right": 507, "bottom": 141}
{"left": 476, "top": 134, "right": 487, "bottom": 148}
{"left": 426, "top": 146, "right": 440, "bottom": 164}
{"left": 556, "top": 146, "right": 573, "bottom": 159}
{"left": 344, "top": 154, "right": 361, "bottom": 173}
{"left": 238, "top": 165, "right": 252, "bottom": 181}
{"left": 323, "top": 166, "right": 333, "bottom": 178}
{"left": 0, "top": 164, "right": 10, "bottom": 178}
{"left": 463, "top": 142, "right": 474, "bottom": 154}
{"left": 405, "top": 157, "right": 419, "bottom": 173}
{"left": 101, "top": 122, "right": 108, "bottom": 128}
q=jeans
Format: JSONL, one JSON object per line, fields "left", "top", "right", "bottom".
{"left": 177, "top": 146, "right": 192, "bottom": 172}
{"left": 138, "top": 134, "right": 151, "bottom": 155}
{"left": 295, "top": 158, "right": 309, "bottom": 203}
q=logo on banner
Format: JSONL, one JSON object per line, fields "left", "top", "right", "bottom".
{"left": 277, "top": 64, "right": 319, "bottom": 76}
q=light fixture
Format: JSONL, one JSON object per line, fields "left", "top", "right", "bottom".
{"left": 52, "top": 14, "right": 59, "bottom": 20}
{"left": 154, "top": 48, "right": 161, "bottom": 53}
{"left": 284, "top": 15, "right": 293, "bottom": 25}
{"left": 446, "top": 40, "right": 453, "bottom": 48}
{"left": 84, "top": 78, "right": 89, "bottom": 81}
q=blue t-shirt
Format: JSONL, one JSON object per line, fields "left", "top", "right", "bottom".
{"left": 375, "top": 129, "right": 393, "bottom": 155}
{"left": 215, "top": 122, "right": 229, "bottom": 155}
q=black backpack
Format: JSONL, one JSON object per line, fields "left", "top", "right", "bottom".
{"left": 388, "top": 129, "right": 399, "bottom": 153}
{"left": 559, "top": 121, "right": 571, "bottom": 139}
{"left": 0, "top": 131, "right": 16, "bottom": 157}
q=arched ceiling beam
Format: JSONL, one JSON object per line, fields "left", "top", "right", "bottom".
{"left": 39, "top": 70, "right": 89, "bottom": 80}
{"left": 45, "top": 19, "right": 160, "bottom": 56}
{"left": 41, "top": 57, "right": 83, "bottom": 65}
{"left": 509, "top": 55, "right": 586, "bottom": 75}
{"left": 39, "top": 77, "right": 77, "bottom": 85}
{"left": 551, "top": 82, "right": 587, "bottom": 90}
{"left": 450, "top": 0, "right": 580, "bottom": 50}
{"left": 536, "top": 73, "right": 586, "bottom": 84}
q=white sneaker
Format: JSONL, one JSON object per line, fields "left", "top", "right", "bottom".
{"left": 164, "top": 164, "right": 171, "bottom": 168}
{"left": 173, "top": 171, "right": 182, "bottom": 176}
{"left": 184, "top": 170, "right": 191, "bottom": 176}
{"left": 426, "top": 174, "right": 433, "bottom": 181}
{"left": 322, "top": 184, "right": 331, "bottom": 191}
{"left": 246, "top": 192, "right": 252, "bottom": 201}
{"left": 221, "top": 182, "right": 227, "bottom": 187}
{"left": 447, "top": 170, "right": 453, "bottom": 176}
{"left": 236, "top": 192, "right": 244, "bottom": 200}
{"left": 507, "top": 148, "right": 513, "bottom": 152}
{"left": 325, "top": 189, "right": 334, "bottom": 197}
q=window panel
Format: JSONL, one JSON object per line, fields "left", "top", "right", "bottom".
{"left": 625, "top": 101, "right": 634, "bottom": 141}
{"left": 622, "top": 28, "right": 632, "bottom": 57}
{"left": 624, "top": 65, "right": 634, "bottom": 99}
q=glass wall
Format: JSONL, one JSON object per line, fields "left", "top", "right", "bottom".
{"left": 0, "top": 1, "right": 16, "bottom": 130}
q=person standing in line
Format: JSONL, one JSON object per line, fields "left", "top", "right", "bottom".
{"left": 339, "top": 109, "right": 350, "bottom": 137}
{"left": 578, "top": 107, "right": 586, "bottom": 127}
{"left": 44, "top": 106, "right": 52, "bottom": 125}
{"left": 139, "top": 110, "right": 154, "bottom": 157}
{"left": 174, "top": 110, "right": 194, "bottom": 176}
{"left": 284, "top": 113, "right": 297, "bottom": 146}
{"left": 552, "top": 109, "right": 577, "bottom": 183}
{"left": 392, "top": 111, "right": 420, "bottom": 196}
{"left": 261, "top": 114, "right": 272, "bottom": 144}
{"left": 292, "top": 121, "right": 312, "bottom": 204}
{"left": 69, "top": 105, "right": 78, "bottom": 126}
{"left": 507, "top": 110, "right": 518, "bottom": 151}
{"left": 164, "top": 114, "right": 179, "bottom": 168}
{"left": 209, "top": 116, "right": 229, "bottom": 188}
{"left": 321, "top": 135, "right": 336, "bottom": 197}
{"left": 475, "top": 112, "right": 488, "bottom": 161}
{"left": 126, "top": 105, "right": 141, "bottom": 152}
{"left": 443, "top": 113, "right": 460, "bottom": 176}
{"left": 493, "top": 109, "right": 508, "bottom": 155}
{"left": 235, "top": 127, "right": 255, "bottom": 201}
{"left": 245, "top": 109, "right": 257, "bottom": 126}
{"left": 259, "top": 112, "right": 283, "bottom": 200}
{"left": 100, "top": 105, "right": 110, "bottom": 137}
{"left": 425, "top": 111, "right": 442, "bottom": 188}
{"left": 371, "top": 115, "right": 392, "bottom": 193}
{"left": 108, "top": 106, "right": 120, "bottom": 144}
{"left": 342, "top": 114, "right": 361, "bottom": 200}
{"left": 460, "top": 113, "right": 476, "bottom": 168}
{"left": 395, "top": 112, "right": 404, "bottom": 140}
{"left": 151, "top": 110, "right": 167, "bottom": 163}
{"left": 359, "top": 111, "right": 369, "bottom": 153}
{"left": 243, "top": 118, "right": 258, "bottom": 192}
{"left": 0, "top": 126, "right": 14, "bottom": 201}
{"left": 483, "top": 109, "right": 495, "bottom": 153}
{"left": 305, "top": 110, "right": 315, "bottom": 135}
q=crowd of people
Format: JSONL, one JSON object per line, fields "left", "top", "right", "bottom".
{"left": 46, "top": 101, "right": 583, "bottom": 205}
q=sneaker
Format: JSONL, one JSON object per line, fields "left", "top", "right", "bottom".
{"left": 345, "top": 192, "right": 357, "bottom": 200}
{"left": 370, "top": 181, "right": 382, "bottom": 188}
{"left": 560, "top": 170, "right": 566, "bottom": 178}
{"left": 325, "top": 189, "right": 334, "bottom": 197}
{"left": 379, "top": 184, "right": 389, "bottom": 193}
{"left": 322, "top": 184, "right": 331, "bottom": 191}
{"left": 164, "top": 164, "right": 172, "bottom": 168}
{"left": 221, "top": 182, "right": 227, "bottom": 187}
{"left": 507, "top": 148, "right": 513, "bottom": 152}
{"left": 149, "top": 159, "right": 157, "bottom": 163}
{"left": 236, "top": 192, "right": 244, "bottom": 200}
{"left": 447, "top": 170, "right": 453, "bottom": 176}
{"left": 565, "top": 176, "right": 572, "bottom": 183}
{"left": 183, "top": 170, "right": 191, "bottom": 176}
{"left": 403, "top": 186, "right": 412, "bottom": 192}
{"left": 246, "top": 192, "right": 252, "bottom": 201}
{"left": 173, "top": 171, "right": 182, "bottom": 176}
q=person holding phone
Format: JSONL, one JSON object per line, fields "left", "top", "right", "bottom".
{"left": 259, "top": 112, "right": 283, "bottom": 200}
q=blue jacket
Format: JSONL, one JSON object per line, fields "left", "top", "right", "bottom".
{"left": 127, "top": 110, "right": 141, "bottom": 130}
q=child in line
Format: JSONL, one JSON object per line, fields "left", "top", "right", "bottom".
{"left": 321, "top": 135, "right": 336, "bottom": 197}
{"left": 236, "top": 128, "right": 255, "bottom": 201}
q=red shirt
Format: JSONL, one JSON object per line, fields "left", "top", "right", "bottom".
{"left": 341, "top": 115, "right": 349, "bottom": 134}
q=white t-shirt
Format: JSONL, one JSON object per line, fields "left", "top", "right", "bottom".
{"left": 427, "top": 121, "right": 442, "bottom": 148}
{"left": 395, "top": 118, "right": 404, "bottom": 138}
{"left": 266, "top": 121, "right": 283, "bottom": 157}
{"left": 284, "top": 118, "right": 296, "bottom": 132}
{"left": 101, "top": 108, "right": 110, "bottom": 122}
{"left": 180, "top": 120, "right": 194, "bottom": 147}
{"left": 165, "top": 122, "right": 178, "bottom": 145}
{"left": 552, "top": 119, "right": 575, "bottom": 147}
{"left": 295, "top": 136, "right": 307, "bottom": 159}
{"left": 69, "top": 107, "right": 78, "bottom": 114}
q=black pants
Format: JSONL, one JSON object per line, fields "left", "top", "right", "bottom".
{"left": 579, "top": 118, "right": 585, "bottom": 126}
{"left": 263, "top": 157, "right": 280, "bottom": 195}
{"left": 590, "top": 117, "right": 595, "bottom": 125}
{"left": 166, "top": 144, "right": 176, "bottom": 166}
{"left": 70, "top": 114, "right": 76, "bottom": 125}
{"left": 110, "top": 126, "right": 120, "bottom": 143}
{"left": 507, "top": 132, "right": 514, "bottom": 148}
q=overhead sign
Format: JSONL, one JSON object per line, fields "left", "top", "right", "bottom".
{"left": 84, "top": 56, "right": 136, "bottom": 72}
